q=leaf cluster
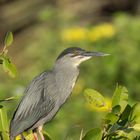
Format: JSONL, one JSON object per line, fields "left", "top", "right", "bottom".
{"left": 83, "top": 86, "right": 140, "bottom": 140}
{"left": 0, "top": 32, "right": 17, "bottom": 78}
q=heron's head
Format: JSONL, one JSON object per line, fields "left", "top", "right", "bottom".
{"left": 56, "top": 47, "right": 109, "bottom": 67}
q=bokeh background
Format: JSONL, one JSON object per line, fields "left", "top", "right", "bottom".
{"left": 0, "top": 0, "right": 140, "bottom": 139}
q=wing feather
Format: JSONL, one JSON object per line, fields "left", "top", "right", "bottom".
{"left": 10, "top": 71, "right": 57, "bottom": 137}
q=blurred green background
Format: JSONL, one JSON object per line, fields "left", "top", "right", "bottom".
{"left": 0, "top": 0, "right": 140, "bottom": 139}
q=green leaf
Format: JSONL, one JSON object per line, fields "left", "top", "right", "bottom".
{"left": 4, "top": 31, "right": 13, "bottom": 47}
{"left": 82, "top": 128, "right": 102, "bottom": 140}
{"left": 118, "top": 105, "right": 132, "bottom": 126}
{"left": 105, "top": 113, "right": 119, "bottom": 125}
{"left": 0, "top": 105, "right": 9, "bottom": 131}
{"left": 2, "top": 57, "right": 17, "bottom": 78}
{"left": 0, "top": 105, "right": 9, "bottom": 140}
{"left": 133, "top": 124, "right": 140, "bottom": 132}
{"left": 129, "top": 103, "right": 138, "bottom": 122}
{"left": 112, "top": 105, "right": 121, "bottom": 115}
{"left": 112, "top": 86, "right": 128, "bottom": 112}
{"left": 108, "top": 123, "right": 122, "bottom": 134}
{"left": 0, "top": 96, "right": 20, "bottom": 103}
{"left": 116, "top": 128, "right": 135, "bottom": 140}
{"left": 84, "top": 88, "right": 105, "bottom": 107}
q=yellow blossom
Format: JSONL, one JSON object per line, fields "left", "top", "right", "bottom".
{"left": 61, "top": 24, "right": 115, "bottom": 42}
{"left": 88, "top": 23, "right": 115, "bottom": 42}
{"left": 86, "top": 98, "right": 112, "bottom": 112}
{"left": 61, "top": 27, "right": 87, "bottom": 41}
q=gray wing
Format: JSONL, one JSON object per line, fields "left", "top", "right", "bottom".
{"left": 10, "top": 71, "right": 58, "bottom": 137}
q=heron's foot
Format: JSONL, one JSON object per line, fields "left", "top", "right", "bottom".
{"left": 33, "top": 126, "right": 44, "bottom": 140}
{"left": 33, "top": 132, "right": 38, "bottom": 140}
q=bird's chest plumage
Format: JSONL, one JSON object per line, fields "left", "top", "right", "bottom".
{"left": 54, "top": 67, "right": 79, "bottom": 105}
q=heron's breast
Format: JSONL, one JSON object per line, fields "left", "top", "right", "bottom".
{"left": 54, "top": 68, "right": 78, "bottom": 100}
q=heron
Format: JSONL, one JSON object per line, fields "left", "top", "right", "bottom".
{"left": 10, "top": 47, "right": 109, "bottom": 140}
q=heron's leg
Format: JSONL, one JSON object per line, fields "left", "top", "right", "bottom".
{"left": 33, "top": 132, "right": 38, "bottom": 140}
{"left": 37, "top": 126, "right": 44, "bottom": 140}
{"left": 33, "top": 128, "right": 39, "bottom": 140}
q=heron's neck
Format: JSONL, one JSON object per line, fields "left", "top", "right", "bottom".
{"left": 53, "top": 62, "right": 79, "bottom": 79}
{"left": 53, "top": 61, "right": 79, "bottom": 103}
{"left": 54, "top": 59, "right": 79, "bottom": 72}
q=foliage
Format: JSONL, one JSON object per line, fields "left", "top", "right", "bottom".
{"left": 0, "top": 32, "right": 19, "bottom": 140}
{"left": 0, "top": 105, "right": 9, "bottom": 140}
{"left": 83, "top": 85, "right": 140, "bottom": 140}
{"left": 84, "top": 88, "right": 111, "bottom": 112}
{"left": 0, "top": 32, "right": 17, "bottom": 78}
{"left": 4, "top": 32, "right": 13, "bottom": 47}
{"left": 1, "top": 83, "right": 140, "bottom": 140}
{"left": 82, "top": 128, "right": 102, "bottom": 140}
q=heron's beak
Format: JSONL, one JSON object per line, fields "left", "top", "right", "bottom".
{"left": 83, "top": 51, "right": 110, "bottom": 57}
